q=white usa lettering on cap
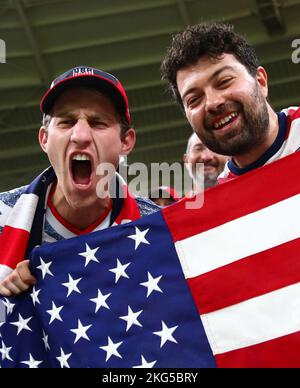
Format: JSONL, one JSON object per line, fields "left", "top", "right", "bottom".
{"left": 72, "top": 68, "right": 94, "bottom": 77}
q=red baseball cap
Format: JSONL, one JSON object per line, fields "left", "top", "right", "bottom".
{"left": 40, "top": 66, "right": 131, "bottom": 125}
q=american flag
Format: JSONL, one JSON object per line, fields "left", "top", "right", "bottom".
{"left": 1, "top": 151, "right": 300, "bottom": 368}
{"left": 0, "top": 212, "right": 215, "bottom": 368}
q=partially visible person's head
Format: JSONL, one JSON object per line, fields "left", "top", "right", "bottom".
{"left": 149, "top": 186, "right": 179, "bottom": 207}
{"left": 38, "top": 66, "right": 135, "bottom": 209}
{"left": 161, "top": 23, "right": 272, "bottom": 160}
{"left": 184, "top": 133, "right": 228, "bottom": 189}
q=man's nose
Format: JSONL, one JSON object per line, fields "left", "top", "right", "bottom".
{"left": 204, "top": 89, "right": 225, "bottom": 113}
{"left": 200, "top": 148, "right": 214, "bottom": 161}
{"left": 70, "top": 120, "right": 92, "bottom": 146}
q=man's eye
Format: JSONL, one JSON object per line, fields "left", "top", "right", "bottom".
{"left": 58, "top": 119, "right": 73, "bottom": 125}
{"left": 219, "top": 77, "right": 232, "bottom": 86}
{"left": 187, "top": 96, "right": 202, "bottom": 108}
{"left": 91, "top": 121, "right": 108, "bottom": 128}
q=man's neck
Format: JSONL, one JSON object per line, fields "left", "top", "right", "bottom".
{"left": 51, "top": 189, "right": 111, "bottom": 231}
{"left": 233, "top": 108, "right": 279, "bottom": 168}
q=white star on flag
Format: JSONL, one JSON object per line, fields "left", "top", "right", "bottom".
{"left": 133, "top": 355, "right": 157, "bottom": 368}
{"left": 3, "top": 298, "right": 15, "bottom": 315}
{"left": 109, "top": 259, "right": 131, "bottom": 283}
{"left": 37, "top": 257, "right": 53, "bottom": 279}
{"left": 46, "top": 302, "right": 64, "bottom": 325}
{"left": 56, "top": 347, "right": 72, "bottom": 368}
{"left": 21, "top": 354, "right": 43, "bottom": 368}
{"left": 30, "top": 287, "right": 41, "bottom": 306}
{"left": 119, "top": 306, "right": 143, "bottom": 332}
{"left": 153, "top": 321, "right": 178, "bottom": 348}
{"left": 42, "top": 330, "right": 50, "bottom": 351}
{"left": 0, "top": 340, "right": 13, "bottom": 361}
{"left": 62, "top": 274, "right": 82, "bottom": 297}
{"left": 90, "top": 289, "right": 111, "bottom": 313}
{"left": 127, "top": 227, "right": 150, "bottom": 250}
{"left": 10, "top": 313, "right": 32, "bottom": 335}
{"left": 70, "top": 320, "right": 92, "bottom": 344}
{"left": 78, "top": 243, "right": 100, "bottom": 267}
{"left": 99, "top": 337, "right": 123, "bottom": 362}
{"left": 140, "top": 272, "right": 163, "bottom": 297}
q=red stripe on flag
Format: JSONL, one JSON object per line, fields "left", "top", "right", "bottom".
{"left": 216, "top": 331, "right": 300, "bottom": 368}
{"left": 285, "top": 108, "right": 300, "bottom": 139}
{"left": 163, "top": 152, "right": 300, "bottom": 242}
{"left": 0, "top": 226, "right": 29, "bottom": 269}
{"left": 187, "top": 237, "right": 300, "bottom": 314}
{"left": 290, "top": 107, "right": 300, "bottom": 121}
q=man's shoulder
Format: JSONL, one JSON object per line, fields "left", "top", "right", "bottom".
{"left": 135, "top": 196, "right": 160, "bottom": 217}
{"left": 280, "top": 106, "right": 300, "bottom": 120}
{"left": 0, "top": 185, "right": 28, "bottom": 231}
{"left": 0, "top": 185, "right": 28, "bottom": 206}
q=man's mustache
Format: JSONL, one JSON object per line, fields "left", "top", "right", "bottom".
{"left": 204, "top": 103, "right": 242, "bottom": 129}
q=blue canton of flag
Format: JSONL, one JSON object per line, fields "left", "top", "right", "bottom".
{"left": 0, "top": 211, "right": 216, "bottom": 368}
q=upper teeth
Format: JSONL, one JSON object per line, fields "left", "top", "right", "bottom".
{"left": 213, "top": 112, "right": 238, "bottom": 129}
{"left": 72, "top": 154, "right": 90, "bottom": 161}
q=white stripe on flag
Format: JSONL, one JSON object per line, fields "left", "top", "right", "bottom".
{"left": 176, "top": 193, "right": 300, "bottom": 278}
{"left": 201, "top": 281, "right": 300, "bottom": 355}
{"left": 0, "top": 264, "right": 13, "bottom": 283}
{"left": 5, "top": 193, "right": 39, "bottom": 232}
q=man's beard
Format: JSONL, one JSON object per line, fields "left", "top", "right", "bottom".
{"left": 198, "top": 83, "right": 270, "bottom": 156}
{"left": 188, "top": 164, "right": 219, "bottom": 191}
{"left": 204, "top": 172, "right": 219, "bottom": 189}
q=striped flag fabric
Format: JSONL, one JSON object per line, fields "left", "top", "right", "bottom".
{"left": 0, "top": 168, "right": 142, "bottom": 283}
{"left": 0, "top": 167, "right": 56, "bottom": 281}
{"left": 1, "top": 151, "right": 300, "bottom": 367}
{"left": 164, "top": 151, "right": 300, "bottom": 367}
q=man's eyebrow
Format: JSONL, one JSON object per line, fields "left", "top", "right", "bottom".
{"left": 182, "top": 65, "right": 236, "bottom": 102}
{"left": 208, "top": 65, "right": 235, "bottom": 82}
{"left": 54, "top": 112, "right": 103, "bottom": 118}
{"left": 53, "top": 111, "right": 74, "bottom": 118}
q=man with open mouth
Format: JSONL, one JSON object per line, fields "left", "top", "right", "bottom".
{"left": 0, "top": 66, "right": 159, "bottom": 296}
{"left": 161, "top": 23, "right": 300, "bottom": 183}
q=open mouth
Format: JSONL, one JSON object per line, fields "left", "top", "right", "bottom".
{"left": 71, "top": 154, "right": 92, "bottom": 186}
{"left": 204, "top": 164, "right": 217, "bottom": 171}
{"left": 213, "top": 111, "right": 238, "bottom": 130}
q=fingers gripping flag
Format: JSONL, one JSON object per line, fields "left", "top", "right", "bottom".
{"left": 2, "top": 151, "right": 300, "bottom": 368}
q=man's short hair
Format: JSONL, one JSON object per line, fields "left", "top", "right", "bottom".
{"left": 185, "top": 133, "right": 198, "bottom": 154}
{"left": 161, "top": 23, "right": 259, "bottom": 107}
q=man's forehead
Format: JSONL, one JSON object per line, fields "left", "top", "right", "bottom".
{"left": 190, "top": 133, "right": 203, "bottom": 148}
{"left": 186, "top": 53, "right": 240, "bottom": 72}
{"left": 51, "top": 87, "right": 117, "bottom": 116}
{"left": 177, "top": 53, "right": 242, "bottom": 96}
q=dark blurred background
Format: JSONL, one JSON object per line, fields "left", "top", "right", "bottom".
{"left": 0, "top": 0, "right": 299, "bottom": 191}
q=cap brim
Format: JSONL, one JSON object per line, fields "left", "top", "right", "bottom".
{"left": 40, "top": 75, "right": 128, "bottom": 121}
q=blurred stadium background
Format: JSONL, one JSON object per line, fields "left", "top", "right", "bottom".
{"left": 0, "top": 0, "right": 300, "bottom": 191}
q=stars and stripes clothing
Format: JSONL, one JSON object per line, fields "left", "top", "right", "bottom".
{"left": 0, "top": 214, "right": 215, "bottom": 368}
{"left": 218, "top": 107, "right": 300, "bottom": 183}
{"left": 1, "top": 151, "right": 300, "bottom": 367}
{"left": 0, "top": 167, "right": 158, "bottom": 282}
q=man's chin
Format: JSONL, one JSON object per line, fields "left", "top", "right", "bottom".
{"left": 66, "top": 185, "right": 99, "bottom": 206}
{"left": 204, "top": 174, "right": 218, "bottom": 188}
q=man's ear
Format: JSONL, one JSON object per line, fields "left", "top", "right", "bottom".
{"left": 256, "top": 66, "right": 268, "bottom": 98}
{"left": 121, "top": 127, "right": 136, "bottom": 156}
{"left": 39, "top": 126, "right": 48, "bottom": 153}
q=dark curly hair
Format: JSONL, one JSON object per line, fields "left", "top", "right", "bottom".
{"left": 161, "top": 23, "right": 259, "bottom": 107}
